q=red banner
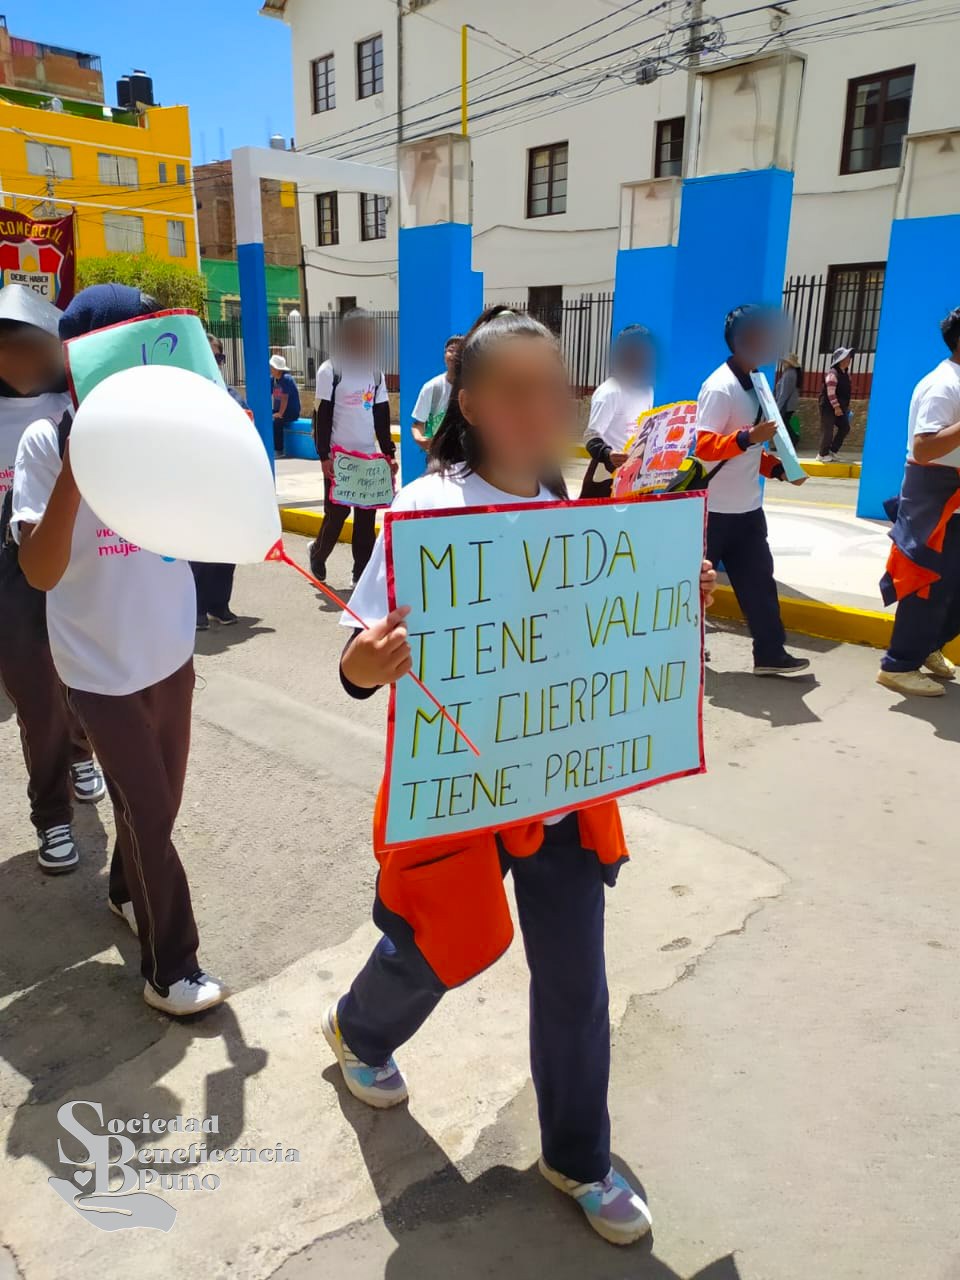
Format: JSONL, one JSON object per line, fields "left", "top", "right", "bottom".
{"left": 0, "top": 207, "right": 76, "bottom": 307}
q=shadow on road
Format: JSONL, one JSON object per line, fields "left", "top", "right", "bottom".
{"left": 887, "top": 683, "right": 960, "bottom": 742}
{"left": 194, "top": 616, "right": 276, "bottom": 656}
{"left": 317, "top": 1066, "right": 741, "bottom": 1280}
{"left": 704, "top": 667, "right": 821, "bottom": 728}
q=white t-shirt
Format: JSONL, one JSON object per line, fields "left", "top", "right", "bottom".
{"left": 0, "top": 392, "right": 70, "bottom": 499}
{"left": 412, "top": 373, "right": 453, "bottom": 440}
{"left": 907, "top": 359, "right": 960, "bottom": 466}
{"left": 316, "top": 360, "right": 389, "bottom": 454}
{"left": 584, "top": 378, "right": 654, "bottom": 455}
{"left": 696, "top": 363, "right": 765, "bottom": 515}
{"left": 11, "top": 419, "right": 195, "bottom": 696}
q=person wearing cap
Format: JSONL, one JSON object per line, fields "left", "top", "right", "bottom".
{"left": 818, "top": 347, "right": 854, "bottom": 462}
{"left": 269, "top": 353, "right": 301, "bottom": 459}
{"left": 8, "top": 283, "right": 226, "bottom": 1017}
{"left": 695, "top": 304, "right": 811, "bottom": 677}
{"left": 774, "top": 352, "right": 803, "bottom": 447}
{"left": 580, "top": 325, "right": 655, "bottom": 498}
{"left": 877, "top": 307, "right": 960, "bottom": 698}
{"left": 0, "top": 284, "right": 106, "bottom": 875}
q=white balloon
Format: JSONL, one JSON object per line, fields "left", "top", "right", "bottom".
{"left": 70, "top": 364, "right": 281, "bottom": 564}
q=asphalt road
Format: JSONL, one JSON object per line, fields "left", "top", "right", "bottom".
{"left": 1, "top": 530, "right": 957, "bottom": 1280}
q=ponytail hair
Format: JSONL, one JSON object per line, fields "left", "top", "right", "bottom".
{"left": 428, "top": 305, "right": 568, "bottom": 499}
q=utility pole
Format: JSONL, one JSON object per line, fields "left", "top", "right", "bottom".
{"left": 681, "top": 0, "right": 704, "bottom": 179}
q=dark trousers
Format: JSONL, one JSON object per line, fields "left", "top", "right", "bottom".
{"left": 310, "top": 479, "right": 378, "bottom": 582}
{"left": 273, "top": 416, "right": 285, "bottom": 455}
{"left": 882, "top": 517, "right": 960, "bottom": 672}
{"left": 0, "top": 573, "right": 90, "bottom": 831}
{"left": 191, "top": 562, "right": 235, "bottom": 616}
{"left": 67, "top": 660, "right": 199, "bottom": 992}
{"left": 707, "top": 508, "right": 786, "bottom": 665}
{"left": 339, "top": 816, "right": 612, "bottom": 1184}
{"left": 820, "top": 412, "right": 850, "bottom": 457}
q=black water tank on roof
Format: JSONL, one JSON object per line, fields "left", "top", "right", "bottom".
{"left": 128, "top": 70, "right": 154, "bottom": 106}
{"left": 116, "top": 76, "right": 132, "bottom": 109}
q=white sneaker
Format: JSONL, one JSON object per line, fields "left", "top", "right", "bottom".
{"left": 816, "top": 453, "right": 833, "bottom": 463}
{"left": 108, "top": 899, "right": 139, "bottom": 936}
{"left": 321, "top": 1003, "right": 408, "bottom": 1108}
{"left": 539, "top": 1157, "right": 652, "bottom": 1246}
{"left": 924, "top": 649, "right": 957, "bottom": 680}
{"left": 71, "top": 759, "right": 106, "bottom": 804}
{"left": 37, "top": 824, "right": 78, "bottom": 874}
{"left": 876, "top": 668, "right": 945, "bottom": 697}
{"left": 143, "top": 971, "right": 227, "bottom": 1016}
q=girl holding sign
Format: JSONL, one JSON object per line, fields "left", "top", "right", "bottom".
{"left": 580, "top": 324, "right": 655, "bottom": 499}
{"left": 328, "top": 306, "right": 716, "bottom": 1247}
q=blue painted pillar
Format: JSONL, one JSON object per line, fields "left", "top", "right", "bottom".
{"left": 858, "top": 214, "right": 960, "bottom": 519}
{"left": 398, "top": 222, "right": 483, "bottom": 482}
{"left": 612, "top": 245, "right": 677, "bottom": 398}
{"left": 661, "top": 169, "right": 794, "bottom": 402}
{"left": 237, "top": 240, "right": 274, "bottom": 466}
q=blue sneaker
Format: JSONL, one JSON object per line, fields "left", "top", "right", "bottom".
{"left": 539, "top": 1156, "right": 652, "bottom": 1245}
{"left": 322, "top": 1003, "right": 408, "bottom": 1109}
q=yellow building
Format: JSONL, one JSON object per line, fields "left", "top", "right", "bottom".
{"left": 0, "top": 92, "right": 199, "bottom": 268}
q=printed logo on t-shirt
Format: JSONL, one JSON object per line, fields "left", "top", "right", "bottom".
{"left": 96, "top": 527, "right": 141, "bottom": 559}
{"left": 0, "top": 466, "right": 12, "bottom": 495}
{"left": 341, "top": 386, "right": 377, "bottom": 412}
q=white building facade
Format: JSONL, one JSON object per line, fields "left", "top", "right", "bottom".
{"left": 261, "top": 0, "right": 959, "bottom": 367}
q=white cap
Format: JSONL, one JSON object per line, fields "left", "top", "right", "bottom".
{"left": 0, "top": 282, "right": 62, "bottom": 337}
{"left": 269, "top": 354, "right": 288, "bottom": 371}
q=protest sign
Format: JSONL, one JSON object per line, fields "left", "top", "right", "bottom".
{"left": 330, "top": 446, "right": 396, "bottom": 509}
{"left": 0, "top": 207, "right": 76, "bottom": 305}
{"left": 64, "top": 311, "right": 223, "bottom": 406}
{"left": 382, "top": 492, "right": 706, "bottom": 849}
{"left": 750, "top": 371, "right": 806, "bottom": 483}
{"left": 612, "top": 401, "right": 698, "bottom": 498}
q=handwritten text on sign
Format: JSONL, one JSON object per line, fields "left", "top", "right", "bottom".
{"left": 330, "top": 446, "right": 395, "bottom": 509}
{"left": 383, "top": 493, "right": 706, "bottom": 848}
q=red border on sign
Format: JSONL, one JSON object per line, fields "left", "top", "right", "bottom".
{"left": 63, "top": 308, "right": 199, "bottom": 407}
{"left": 381, "top": 488, "right": 707, "bottom": 852}
{"left": 329, "top": 444, "right": 396, "bottom": 509}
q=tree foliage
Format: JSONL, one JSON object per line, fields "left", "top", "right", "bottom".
{"left": 77, "top": 253, "right": 207, "bottom": 314}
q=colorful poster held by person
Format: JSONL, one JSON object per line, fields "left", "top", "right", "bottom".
{"left": 611, "top": 401, "right": 698, "bottom": 498}
{"left": 750, "top": 371, "right": 806, "bottom": 482}
{"left": 0, "top": 208, "right": 76, "bottom": 306}
{"left": 330, "top": 446, "right": 396, "bottom": 509}
{"left": 381, "top": 492, "right": 707, "bottom": 849}
{"left": 64, "top": 311, "right": 224, "bottom": 405}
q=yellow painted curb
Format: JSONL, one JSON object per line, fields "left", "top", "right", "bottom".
{"left": 281, "top": 506, "right": 376, "bottom": 543}
{"left": 800, "top": 459, "right": 862, "bottom": 479}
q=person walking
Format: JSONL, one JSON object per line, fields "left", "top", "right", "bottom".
{"left": 270, "top": 354, "right": 301, "bottom": 459}
{"left": 877, "top": 307, "right": 960, "bottom": 698}
{"left": 774, "top": 352, "right": 803, "bottom": 448}
{"left": 309, "top": 310, "right": 396, "bottom": 584}
{"left": 192, "top": 334, "right": 242, "bottom": 630}
{"left": 410, "top": 334, "right": 463, "bottom": 450}
{"left": 580, "top": 325, "right": 655, "bottom": 498}
{"left": 818, "top": 347, "right": 854, "bottom": 462}
{"left": 695, "top": 304, "right": 811, "bottom": 677}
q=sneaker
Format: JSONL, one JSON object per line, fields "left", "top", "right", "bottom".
{"left": 196, "top": 613, "right": 209, "bottom": 632}
{"left": 208, "top": 607, "right": 238, "bottom": 626}
{"left": 321, "top": 1002, "right": 408, "bottom": 1108}
{"left": 754, "top": 655, "right": 811, "bottom": 676}
{"left": 924, "top": 649, "right": 957, "bottom": 680}
{"left": 538, "top": 1157, "right": 652, "bottom": 1246}
{"left": 37, "top": 824, "right": 78, "bottom": 874}
{"left": 71, "top": 759, "right": 106, "bottom": 804}
{"left": 108, "top": 898, "right": 139, "bottom": 936}
{"left": 143, "top": 971, "right": 227, "bottom": 1017}
{"left": 309, "top": 543, "right": 326, "bottom": 583}
{"left": 816, "top": 454, "right": 833, "bottom": 463}
{"left": 877, "top": 668, "right": 945, "bottom": 698}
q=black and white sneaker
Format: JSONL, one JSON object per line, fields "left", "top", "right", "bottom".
{"left": 208, "top": 607, "right": 238, "bottom": 626}
{"left": 71, "top": 759, "right": 106, "bottom": 804}
{"left": 37, "top": 824, "right": 79, "bottom": 874}
{"left": 144, "top": 971, "right": 228, "bottom": 1017}
{"left": 754, "top": 655, "right": 811, "bottom": 677}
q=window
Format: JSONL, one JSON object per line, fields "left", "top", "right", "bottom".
{"left": 158, "top": 162, "right": 168, "bottom": 183}
{"left": 360, "top": 192, "right": 387, "bottom": 241}
{"left": 311, "top": 53, "right": 336, "bottom": 113}
{"left": 526, "top": 142, "right": 568, "bottom": 218}
{"left": 528, "top": 285, "right": 563, "bottom": 335}
{"left": 654, "top": 117, "right": 685, "bottom": 178}
{"left": 26, "top": 141, "right": 72, "bottom": 179}
{"left": 841, "top": 66, "right": 914, "bottom": 174}
{"left": 357, "top": 34, "right": 384, "bottom": 99}
{"left": 98, "top": 152, "right": 139, "bottom": 187}
{"left": 176, "top": 164, "right": 188, "bottom": 185}
{"left": 167, "top": 219, "right": 187, "bottom": 258}
{"left": 103, "top": 213, "right": 145, "bottom": 254}
{"left": 316, "top": 192, "right": 339, "bottom": 246}
{"left": 337, "top": 296, "right": 357, "bottom": 316}
{"left": 821, "top": 263, "right": 886, "bottom": 354}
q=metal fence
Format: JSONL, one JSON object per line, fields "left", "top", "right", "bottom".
{"left": 493, "top": 294, "right": 615, "bottom": 396}
{"left": 781, "top": 273, "right": 879, "bottom": 399}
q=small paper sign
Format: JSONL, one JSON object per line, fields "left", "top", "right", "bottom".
{"left": 330, "top": 446, "right": 395, "bottom": 509}
{"left": 750, "top": 370, "right": 806, "bottom": 483}
{"left": 612, "top": 401, "right": 698, "bottom": 498}
{"left": 64, "top": 310, "right": 223, "bottom": 406}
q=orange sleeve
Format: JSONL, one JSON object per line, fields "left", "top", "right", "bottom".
{"left": 696, "top": 429, "right": 744, "bottom": 462}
